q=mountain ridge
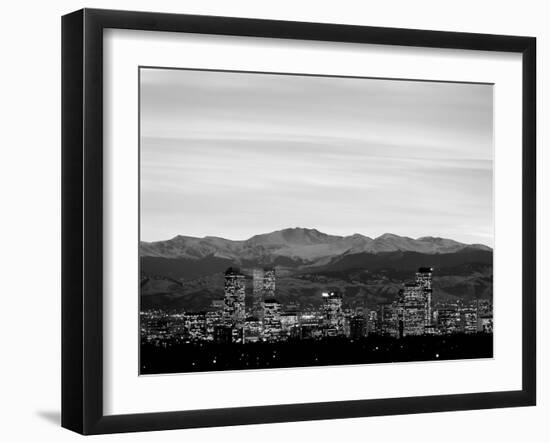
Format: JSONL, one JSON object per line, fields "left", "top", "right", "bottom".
{"left": 140, "top": 227, "right": 492, "bottom": 264}
{"left": 140, "top": 228, "right": 493, "bottom": 312}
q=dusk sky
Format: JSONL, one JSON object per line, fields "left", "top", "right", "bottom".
{"left": 140, "top": 68, "right": 493, "bottom": 246}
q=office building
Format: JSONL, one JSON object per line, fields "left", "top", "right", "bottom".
{"left": 416, "top": 267, "right": 433, "bottom": 328}
{"left": 262, "top": 298, "right": 282, "bottom": 341}
{"left": 263, "top": 268, "right": 276, "bottom": 299}
{"left": 378, "top": 302, "right": 398, "bottom": 337}
{"left": 397, "top": 284, "right": 427, "bottom": 337}
{"left": 223, "top": 267, "right": 246, "bottom": 326}
{"left": 460, "top": 304, "right": 478, "bottom": 334}
{"left": 252, "top": 268, "right": 264, "bottom": 317}
{"left": 321, "top": 291, "right": 344, "bottom": 336}
{"left": 436, "top": 304, "right": 461, "bottom": 334}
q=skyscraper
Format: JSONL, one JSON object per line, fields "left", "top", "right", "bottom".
{"left": 415, "top": 267, "right": 433, "bottom": 328}
{"left": 223, "top": 267, "right": 246, "bottom": 326}
{"left": 263, "top": 268, "right": 276, "bottom": 300}
{"left": 252, "top": 267, "right": 277, "bottom": 320}
{"left": 262, "top": 298, "right": 282, "bottom": 341}
{"left": 397, "top": 284, "right": 426, "bottom": 337}
{"left": 366, "top": 309, "right": 378, "bottom": 336}
{"left": 436, "top": 304, "right": 461, "bottom": 334}
{"left": 252, "top": 268, "right": 265, "bottom": 318}
{"left": 377, "top": 302, "right": 398, "bottom": 337}
{"left": 460, "top": 304, "right": 478, "bottom": 334}
{"left": 321, "top": 291, "right": 344, "bottom": 336}
{"left": 395, "top": 267, "right": 434, "bottom": 337}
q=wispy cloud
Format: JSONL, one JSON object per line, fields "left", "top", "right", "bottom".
{"left": 140, "top": 68, "right": 493, "bottom": 246}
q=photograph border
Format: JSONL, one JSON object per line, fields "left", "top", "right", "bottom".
{"left": 62, "top": 8, "right": 536, "bottom": 435}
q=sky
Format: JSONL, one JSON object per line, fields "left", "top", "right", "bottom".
{"left": 140, "top": 67, "right": 493, "bottom": 246}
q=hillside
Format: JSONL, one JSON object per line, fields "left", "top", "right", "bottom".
{"left": 140, "top": 228, "right": 493, "bottom": 312}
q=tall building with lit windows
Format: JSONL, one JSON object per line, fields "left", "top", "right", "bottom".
{"left": 262, "top": 298, "right": 282, "bottom": 341}
{"left": 460, "top": 304, "right": 478, "bottom": 334}
{"left": 253, "top": 267, "right": 276, "bottom": 320}
{"left": 252, "top": 268, "right": 265, "bottom": 317}
{"left": 366, "top": 309, "right": 378, "bottom": 336}
{"left": 321, "top": 291, "right": 344, "bottom": 336}
{"left": 415, "top": 267, "right": 433, "bottom": 328}
{"left": 377, "top": 302, "right": 398, "bottom": 337}
{"left": 395, "top": 267, "right": 434, "bottom": 337}
{"left": 263, "top": 268, "right": 276, "bottom": 300}
{"left": 223, "top": 267, "right": 246, "bottom": 326}
{"left": 436, "top": 304, "right": 461, "bottom": 334}
{"left": 397, "top": 284, "right": 426, "bottom": 337}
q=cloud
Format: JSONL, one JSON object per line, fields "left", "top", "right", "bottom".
{"left": 140, "top": 68, "right": 493, "bottom": 246}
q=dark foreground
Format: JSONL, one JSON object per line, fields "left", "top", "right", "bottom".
{"left": 140, "top": 333, "right": 493, "bottom": 374}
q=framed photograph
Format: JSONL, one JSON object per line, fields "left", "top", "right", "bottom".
{"left": 61, "top": 8, "right": 536, "bottom": 435}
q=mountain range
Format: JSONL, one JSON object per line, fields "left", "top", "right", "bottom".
{"left": 140, "top": 227, "right": 491, "bottom": 264}
{"left": 140, "top": 228, "right": 493, "bottom": 312}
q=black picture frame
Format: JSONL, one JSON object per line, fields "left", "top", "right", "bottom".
{"left": 61, "top": 8, "right": 536, "bottom": 435}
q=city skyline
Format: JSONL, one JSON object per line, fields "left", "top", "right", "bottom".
{"left": 142, "top": 265, "right": 493, "bottom": 341}
{"left": 141, "top": 264, "right": 493, "bottom": 373}
{"left": 140, "top": 68, "right": 494, "bottom": 246}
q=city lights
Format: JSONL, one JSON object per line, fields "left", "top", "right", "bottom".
{"left": 141, "top": 266, "right": 493, "bottom": 346}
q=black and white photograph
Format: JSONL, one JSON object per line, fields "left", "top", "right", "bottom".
{"left": 1, "top": 0, "right": 545, "bottom": 439}
{"left": 139, "top": 67, "right": 494, "bottom": 374}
